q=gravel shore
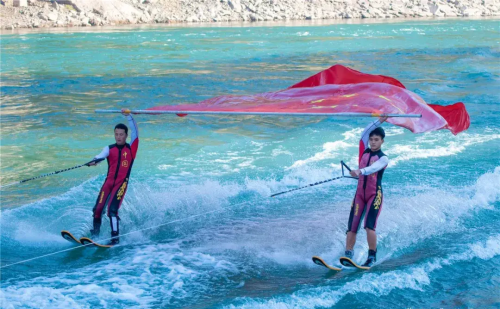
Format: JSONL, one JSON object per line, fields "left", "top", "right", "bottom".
{"left": 1, "top": 0, "right": 499, "bottom": 30}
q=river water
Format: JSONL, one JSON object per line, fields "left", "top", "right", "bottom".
{"left": 1, "top": 18, "right": 499, "bottom": 308}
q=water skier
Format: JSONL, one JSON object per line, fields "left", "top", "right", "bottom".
{"left": 343, "top": 116, "right": 388, "bottom": 268}
{"left": 88, "top": 108, "right": 139, "bottom": 245}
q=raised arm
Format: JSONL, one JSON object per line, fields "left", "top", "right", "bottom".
{"left": 126, "top": 114, "right": 139, "bottom": 159}
{"left": 87, "top": 146, "right": 109, "bottom": 166}
{"left": 358, "top": 116, "right": 388, "bottom": 163}
{"left": 358, "top": 119, "right": 382, "bottom": 163}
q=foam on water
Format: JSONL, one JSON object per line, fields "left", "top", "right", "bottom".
{"left": 390, "top": 130, "right": 500, "bottom": 166}
{"left": 2, "top": 19, "right": 499, "bottom": 308}
{"left": 3, "top": 125, "right": 498, "bottom": 252}
{"left": 195, "top": 167, "right": 500, "bottom": 268}
{"left": 2, "top": 167, "right": 495, "bottom": 308}
{"left": 0, "top": 241, "right": 241, "bottom": 309}
{"left": 1, "top": 150, "right": 499, "bottom": 308}
{"left": 223, "top": 233, "right": 500, "bottom": 309}
{"left": 378, "top": 167, "right": 500, "bottom": 260}
{"left": 287, "top": 127, "right": 500, "bottom": 172}
{"left": 288, "top": 128, "right": 361, "bottom": 169}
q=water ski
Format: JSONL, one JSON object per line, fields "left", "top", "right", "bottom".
{"left": 312, "top": 256, "right": 342, "bottom": 271}
{"left": 339, "top": 257, "right": 370, "bottom": 270}
{"left": 61, "top": 230, "right": 81, "bottom": 245}
{"left": 79, "top": 237, "right": 113, "bottom": 248}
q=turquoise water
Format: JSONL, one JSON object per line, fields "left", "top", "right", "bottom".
{"left": 1, "top": 19, "right": 500, "bottom": 308}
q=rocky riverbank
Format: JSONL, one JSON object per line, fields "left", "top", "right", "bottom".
{"left": 1, "top": 0, "right": 499, "bottom": 30}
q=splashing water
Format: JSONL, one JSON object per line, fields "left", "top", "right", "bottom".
{"left": 1, "top": 19, "right": 499, "bottom": 308}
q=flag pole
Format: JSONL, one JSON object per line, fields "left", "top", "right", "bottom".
{"left": 95, "top": 109, "right": 422, "bottom": 118}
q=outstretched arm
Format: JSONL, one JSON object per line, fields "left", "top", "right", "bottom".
{"left": 88, "top": 146, "right": 109, "bottom": 166}
{"left": 94, "top": 146, "right": 110, "bottom": 160}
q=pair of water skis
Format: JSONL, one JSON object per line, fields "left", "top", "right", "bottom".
{"left": 61, "top": 230, "right": 114, "bottom": 248}
{"left": 312, "top": 256, "right": 371, "bottom": 271}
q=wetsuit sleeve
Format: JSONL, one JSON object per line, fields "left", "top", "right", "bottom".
{"left": 93, "top": 146, "right": 109, "bottom": 162}
{"left": 127, "top": 115, "right": 139, "bottom": 159}
{"left": 358, "top": 119, "right": 382, "bottom": 163}
{"left": 361, "top": 156, "right": 389, "bottom": 175}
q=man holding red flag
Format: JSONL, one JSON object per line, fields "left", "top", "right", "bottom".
{"left": 343, "top": 116, "right": 388, "bottom": 268}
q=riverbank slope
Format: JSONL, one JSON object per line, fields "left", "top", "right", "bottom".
{"left": 1, "top": 0, "right": 499, "bottom": 30}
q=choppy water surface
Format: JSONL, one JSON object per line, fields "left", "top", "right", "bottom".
{"left": 1, "top": 19, "right": 499, "bottom": 308}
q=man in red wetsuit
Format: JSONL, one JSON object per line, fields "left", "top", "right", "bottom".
{"left": 344, "top": 116, "right": 388, "bottom": 267}
{"left": 89, "top": 109, "right": 139, "bottom": 245}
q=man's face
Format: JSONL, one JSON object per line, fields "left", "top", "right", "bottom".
{"left": 115, "top": 129, "right": 127, "bottom": 145}
{"left": 369, "top": 135, "right": 384, "bottom": 151}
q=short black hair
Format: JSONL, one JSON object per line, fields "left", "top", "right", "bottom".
{"left": 369, "top": 127, "right": 385, "bottom": 139}
{"left": 114, "top": 123, "right": 128, "bottom": 135}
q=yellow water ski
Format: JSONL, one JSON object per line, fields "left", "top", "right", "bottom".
{"left": 339, "top": 257, "right": 370, "bottom": 270}
{"left": 61, "top": 230, "right": 81, "bottom": 245}
{"left": 312, "top": 256, "right": 342, "bottom": 271}
{"left": 79, "top": 237, "right": 113, "bottom": 248}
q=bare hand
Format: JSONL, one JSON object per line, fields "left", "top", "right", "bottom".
{"left": 350, "top": 169, "right": 361, "bottom": 177}
{"left": 121, "top": 108, "right": 131, "bottom": 116}
{"left": 87, "top": 161, "right": 97, "bottom": 167}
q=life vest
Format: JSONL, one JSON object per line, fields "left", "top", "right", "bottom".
{"left": 105, "top": 143, "right": 135, "bottom": 185}
{"left": 357, "top": 148, "right": 386, "bottom": 196}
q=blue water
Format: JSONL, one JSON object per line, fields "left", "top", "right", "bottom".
{"left": 1, "top": 19, "right": 500, "bottom": 308}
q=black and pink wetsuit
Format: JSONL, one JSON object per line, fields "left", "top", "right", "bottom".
{"left": 91, "top": 115, "right": 139, "bottom": 237}
{"left": 347, "top": 120, "right": 389, "bottom": 233}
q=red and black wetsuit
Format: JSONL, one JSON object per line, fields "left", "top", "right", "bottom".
{"left": 91, "top": 115, "right": 139, "bottom": 238}
{"left": 347, "top": 119, "right": 389, "bottom": 233}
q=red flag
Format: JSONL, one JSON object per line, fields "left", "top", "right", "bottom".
{"left": 148, "top": 65, "right": 470, "bottom": 135}
{"left": 290, "top": 64, "right": 470, "bottom": 134}
{"left": 428, "top": 102, "right": 470, "bottom": 135}
{"left": 290, "top": 64, "right": 406, "bottom": 89}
